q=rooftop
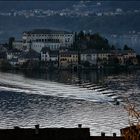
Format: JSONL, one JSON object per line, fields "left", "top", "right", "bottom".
{"left": 41, "top": 47, "right": 59, "bottom": 56}
{"left": 0, "top": 126, "right": 90, "bottom": 140}
{"left": 0, "top": 126, "right": 124, "bottom": 140}
{"left": 19, "top": 49, "right": 40, "bottom": 59}
{"left": 41, "top": 47, "right": 50, "bottom": 53}
{"left": 59, "top": 51, "right": 78, "bottom": 55}
{"left": 23, "top": 29, "right": 72, "bottom": 35}
{"left": 7, "top": 49, "right": 22, "bottom": 53}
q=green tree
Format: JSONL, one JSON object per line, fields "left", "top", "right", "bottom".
{"left": 111, "top": 45, "right": 116, "bottom": 50}
{"left": 123, "top": 44, "right": 133, "bottom": 50}
{"left": 77, "top": 31, "right": 85, "bottom": 40}
{"left": 89, "top": 33, "right": 111, "bottom": 50}
{"left": 73, "top": 32, "right": 111, "bottom": 51}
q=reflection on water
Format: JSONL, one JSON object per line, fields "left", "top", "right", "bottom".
{"left": 0, "top": 69, "right": 139, "bottom": 136}
{"left": 22, "top": 69, "right": 128, "bottom": 84}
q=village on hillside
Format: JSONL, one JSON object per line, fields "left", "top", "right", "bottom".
{"left": 0, "top": 29, "right": 139, "bottom": 71}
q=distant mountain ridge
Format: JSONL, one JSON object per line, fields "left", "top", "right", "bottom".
{"left": 0, "top": 1, "right": 140, "bottom": 52}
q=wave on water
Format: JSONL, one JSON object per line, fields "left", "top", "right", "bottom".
{"left": 0, "top": 72, "right": 118, "bottom": 103}
{"left": 0, "top": 71, "right": 134, "bottom": 136}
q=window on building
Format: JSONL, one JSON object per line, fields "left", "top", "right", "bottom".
{"left": 87, "top": 54, "right": 92, "bottom": 61}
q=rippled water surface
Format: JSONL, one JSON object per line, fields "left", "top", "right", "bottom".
{"left": 0, "top": 70, "right": 140, "bottom": 136}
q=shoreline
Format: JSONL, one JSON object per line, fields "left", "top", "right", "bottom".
{"left": 1, "top": 64, "right": 140, "bottom": 73}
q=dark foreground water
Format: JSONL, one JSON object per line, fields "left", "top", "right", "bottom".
{"left": 0, "top": 70, "right": 140, "bottom": 136}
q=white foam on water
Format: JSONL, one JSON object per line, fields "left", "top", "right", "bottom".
{"left": 0, "top": 72, "right": 114, "bottom": 103}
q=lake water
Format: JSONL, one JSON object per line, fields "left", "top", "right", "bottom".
{"left": 0, "top": 69, "right": 140, "bottom": 136}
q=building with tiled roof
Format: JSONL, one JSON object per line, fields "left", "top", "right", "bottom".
{"left": 40, "top": 47, "right": 59, "bottom": 67}
{"left": 59, "top": 51, "right": 78, "bottom": 68}
{"left": 18, "top": 49, "right": 40, "bottom": 65}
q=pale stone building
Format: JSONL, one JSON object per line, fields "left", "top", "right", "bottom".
{"left": 12, "top": 41, "right": 23, "bottom": 50}
{"left": 22, "top": 29, "right": 74, "bottom": 51}
{"left": 80, "top": 50, "right": 97, "bottom": 65}
{"left": 40, "top": 47, "right": 59, "bottom": 62}
{"left": 97, "top": 51, "right": 110, "bottom": 65}
{"left": 31, "top": 41, "right": 61, "bottom": 53}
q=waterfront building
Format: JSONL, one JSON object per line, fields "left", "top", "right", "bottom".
{"left": 18, "top": 49, "right": 40, "bottom": 65}
{"left": 6, "top": 49, "right": 22, "bottom": 66}
{"left": 80, "top": 50, "right": 97, "bottom": 65}
{"left": 110, "top": 50, "right": 138, "bottom": 65}
{"left": 22, "top": 29, "right": 74, "bottom": 51}
{"left": 12, "top": 41, "right": 23, "bottom": 50}
{"left": 97, "top": 51, "right": 110, "bottom": 60}
{"left": 31, "top": 41, "right": 61, "bottom": 53}
{"left": 9, "top": 58, "right": 19, "bottom": 66}
{"left": 122, "top": 50, "right": 137, "bottom": 59}
{"left": 97, "top": 51, "right": 110, "bottom": 65}
{"left": 40, "top": 47, "right": 50, "bottom": 62}
{"left": 40, "top": 47, "right": 59, "bottom": 67}
{"left": 59, "top": 51, "right": 78, "bottom": 68}
{"left": 6, "top": 49, "right": 21, "bottom": 60}
{"left": 116, "top": 54, "right": 125, "bottom": 65}
{"left": 123, "top": 56, "right": 138, "bottom": 65}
